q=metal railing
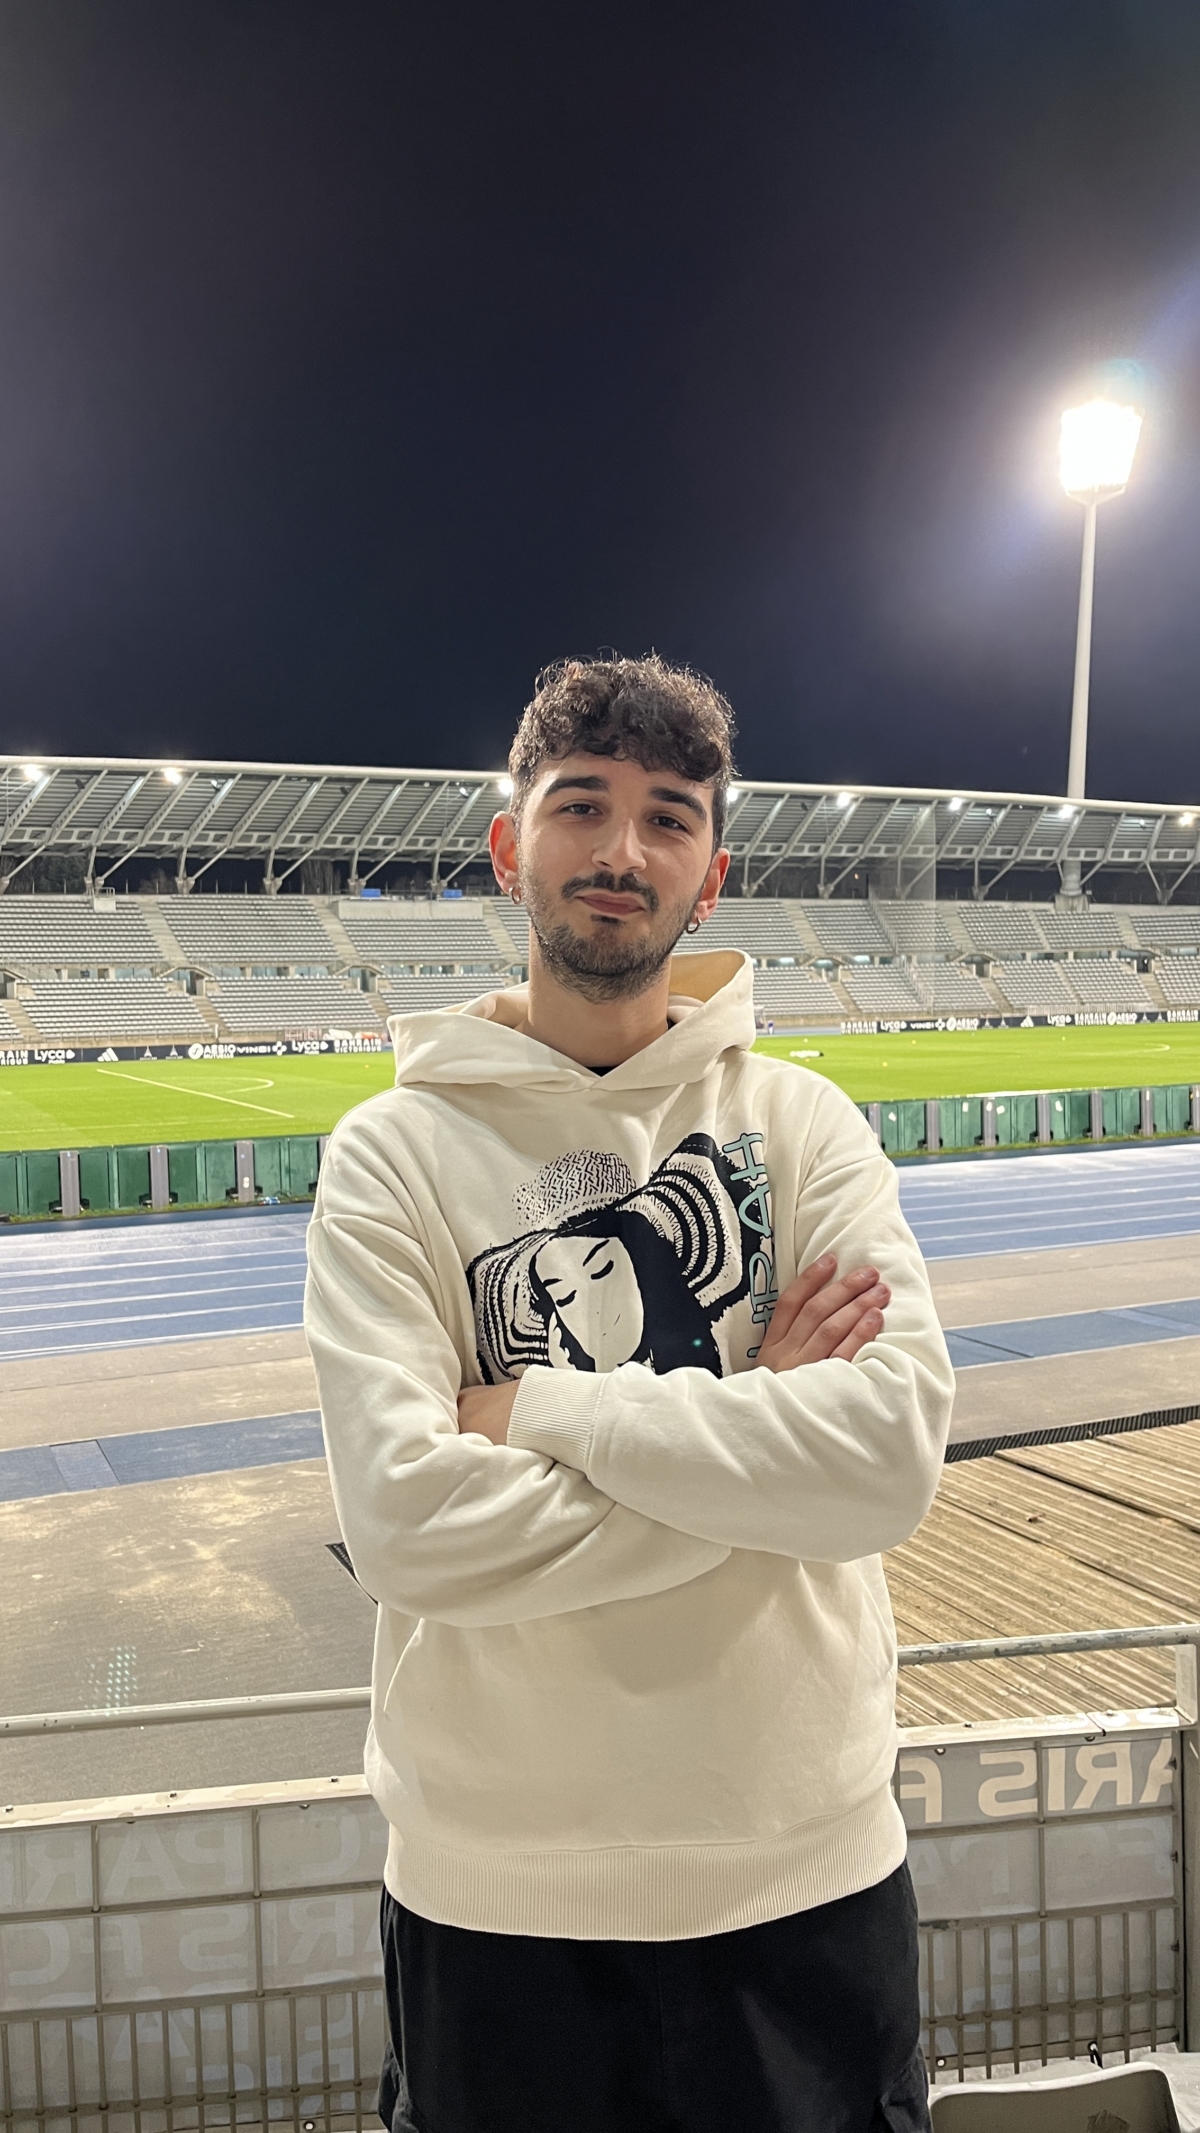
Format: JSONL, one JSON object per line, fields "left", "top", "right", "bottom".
{"left": 1, "top": 1623, "right": 1196, "bottom": 2128}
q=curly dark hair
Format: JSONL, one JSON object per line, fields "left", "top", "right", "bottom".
{"left": 508, "top": 653, "right": 738, "bottom": 847}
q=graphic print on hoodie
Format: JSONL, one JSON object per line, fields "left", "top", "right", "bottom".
{"left": 467, "top": 1130, "right": 778, "bottom": 1381}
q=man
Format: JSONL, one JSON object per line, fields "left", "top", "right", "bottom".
{"left": 304, "top": 654, "right": 955, "bottom": 2133}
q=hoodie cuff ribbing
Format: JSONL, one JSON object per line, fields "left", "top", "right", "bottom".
{"left": 507, "top": 1368, "right": 604, "bottom": 1473}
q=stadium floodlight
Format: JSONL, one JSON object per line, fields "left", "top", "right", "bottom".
{"left": 495, "top": 776, "right": 513, "bottom": 797}
{"left": 726, "top": 786, "right": 741, "bottom": 803}
{"left": 1059, "top": 399, "right": 1142, "bottom": 504}
{"left": 1181, "top": 812, "right": 1196, "bottom": 827}
{"left": 948, "top": 797, "right": 963, "bottom": 813}
{"left": 835, "top": 791, "right": 854, "bottom": 809}
{"left": 21, "top": 763, "right": 42, "bottom": 781}
{"left": 162, "top": 766, "right": 182, "bottom": 784}
{"left": 1057, "top": 398, "right": 1143, "bottom": 901}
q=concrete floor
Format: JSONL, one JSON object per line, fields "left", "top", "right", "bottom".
{"left": 0, "top": 1456, "right": 375, "bottom": 1807}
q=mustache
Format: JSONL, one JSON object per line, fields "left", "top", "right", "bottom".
{"left": 562, "top": 872, "right": 660, "bottom": 915}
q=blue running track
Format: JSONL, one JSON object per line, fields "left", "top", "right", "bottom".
{"left": 0, "top": 1141, "right": 1199, "bottom": 1363}
{"left": 0, "top": 1207, "right": 311, "bottom": 1361}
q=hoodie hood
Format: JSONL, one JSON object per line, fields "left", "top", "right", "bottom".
{"left": 387, "top": 950, "right": 755, "bottom": 1095}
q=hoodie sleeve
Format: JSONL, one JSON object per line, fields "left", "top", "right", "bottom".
{"left": 506, "top": 1079, "right": 956, "bottom": 1562}
{"left": 304, "top": 1110, "right": 731, "bottom": 1628}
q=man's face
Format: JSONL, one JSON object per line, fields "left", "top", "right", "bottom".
{"left": 494, "top": 753, "right": 728, "bottom": 1001}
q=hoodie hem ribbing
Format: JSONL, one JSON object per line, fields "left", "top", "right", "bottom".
{"left": 381, "top": 1784, "right": 906, "bottom": 1941}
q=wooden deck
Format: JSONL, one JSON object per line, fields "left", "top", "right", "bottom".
{"left": 888, "top": 1419, "right": 1200, "bottom": 1726}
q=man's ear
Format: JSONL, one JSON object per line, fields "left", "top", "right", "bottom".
{"left": 489, "top": 812, "right": 519, "bottom": 895}
{"left": 693, "top": 846, "right": 730, "bottom": 922}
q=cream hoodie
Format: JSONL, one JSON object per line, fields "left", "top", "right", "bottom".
{"left": 303, "top": 951, "right": 955, "bottom": 1940}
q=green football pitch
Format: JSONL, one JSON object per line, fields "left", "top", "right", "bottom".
{"left": 0, "top": 1022, "right": 1198, "bottom": 1149}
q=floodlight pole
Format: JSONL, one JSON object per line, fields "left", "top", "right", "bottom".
{"left": 1061, "top": 499, "right": 1097, "bottom": 903}
{"left": 1067, "top": 499, "right": 1097, "bottom": 807}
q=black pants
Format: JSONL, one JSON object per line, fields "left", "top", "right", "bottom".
{"left": 378, "top": 1862, "right": 929, "bottom": 2133}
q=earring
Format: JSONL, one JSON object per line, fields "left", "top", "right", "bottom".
{"left": 510, "top": 887, "right": 522, "bottom": 904}
{"left": 685, "top": 917, "right": 702, "bottom": 934}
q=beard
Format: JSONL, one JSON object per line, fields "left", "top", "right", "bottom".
{"left": 520, "top": 868, "right": 701, "bottom": 1003}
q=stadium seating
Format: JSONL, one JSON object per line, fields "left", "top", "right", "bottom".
{"left": 1155, "top": 956, "right": 1200, "bottom": 1006}
{"left": 163, "top": 895, "right": 337, "bottom": 967}
{"left": 990, "top": 960, "right": 1080, "bottom": 1012}
{"left": 338, "top": 900, "right": 514, "bottom": 967}
{"left": 748, "top": 969, "right": 844, "bottom": 1021}
{"left": 917, "top": 965, "right": 998, "bottom": 1013}
{"left": 872, "top": 903, "right": 963, "bottom": 954}
{"left": 0, "top": 999, "right": 33, "bottom": 1044}
{"left": 1126, "top": 909, "right": 1200, "bottom": 951}
{"left": 206, "top": 976, "right": 384, "bottom": 1033}
{"left": 686, "top": 902, "right": 809, "bottom": 956}
{"left": 379, "top": 974, "right": 515, "bottom": 1013}
{"left": 0, "top": 896, "right": 161, "bottom": 972}
{"left": 840, "top": 967, "right": 925, "bottom": 1015}
{"left": 1063, "top": 959, "right": 1155, "bottom": 1008}
{"left": 957, "top": 905, "right": 1048, "bottom": 955}
{"left": 799, "top": 903, "right": 893, "bottom": 955}
{"left": 1037, "top": 908, "right": 1128, "bottom": 951}
{"left": 20, "top": 980, "right": 211, "bottom": 1043}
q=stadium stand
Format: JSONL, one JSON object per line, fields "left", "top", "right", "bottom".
{"left": 1126, "top": 910, "right": 1200, "bottom": 951}
{"left": 840, "top": 967, "right": 925, "bottom": 1015}
{"left": 688, "top": 901, "right": 808, "bottom": 956}
{"left": 206, "top": 976, "right": 384, "bottom": 1033}
{"left": 163, "top": 895, "right": 337, "bottom": 968}
{"left": 338, "top": 900, "right": 513, "bottom": 967}
{"left": 957, "top": 904, "right": 1047, "bottom": 955}
{"left": 990, "top": 960, "right": 1080, "bottom": 1012}
{"left": 1155, "top": 956, "right": 1200, "bottom": 1006}
{"left": 799, "top": 902, "right": 893, "bottom": 955}
{"left": 0, "top": 999, "right": 33, "bottom": 1043}
{"left": 20, "top": 980, "right": 211, "bottom": 1043}
{"left": 872, "top": 902, "right": 963, "bottom": 954}
{"left": 917, "top": 965, "right": 999, "bottom": 1013}
{"left": 749, "top": 969, "right": 844, "bottom": 1021}
{"left": 1063, "top": 959, "right": 1156, "bottom": 1009}
{"left": 0, "top": 895, "right": 162, "bottom": 972}
{"left": 1038, "top": 909, "right": 1128, "bottom": 951}
{"left": 379, "top": 974, "right": 514, "bottom": 1013}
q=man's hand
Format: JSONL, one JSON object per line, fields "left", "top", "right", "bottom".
{"left": 457, "top": 1381, "right": 520, "bottom": 1444}
{"left": 456, "top": 1257, "right": 886, "bottom": 1439}
{"left": 753, "top": 1255, "right": 890, "bottom": 1373}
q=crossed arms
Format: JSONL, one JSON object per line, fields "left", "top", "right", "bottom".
{"left": 303, "top": 1101, "right": 955, "bottom": 1630}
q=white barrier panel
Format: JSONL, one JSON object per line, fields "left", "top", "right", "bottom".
{"left": 894, "top": 1711, "right": 1183, "bottom": 2073}
{"left": 0, "top": 1704, "right": 1190, "bottom": 2126}
{"left": 0, "top": 1776, "right": 388, "bottom": 2133}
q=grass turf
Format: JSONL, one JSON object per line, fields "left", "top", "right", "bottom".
{"left": 0, "top": 1021, "right": 1197, "bottom": 1149}
{"left": 754, "top": 1021, "right": 1200, "bottom": 1102}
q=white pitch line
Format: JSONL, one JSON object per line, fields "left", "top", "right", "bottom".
{"left": 94, "top": 1067, "right": 294, "bottom": 1118}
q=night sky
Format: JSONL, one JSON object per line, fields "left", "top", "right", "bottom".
{"left": 1, "top": 2, "right": 1198, "bottom": 802}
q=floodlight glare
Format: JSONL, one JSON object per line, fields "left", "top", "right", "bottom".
{"left": 948, "top": 797, "right": 963, "bottom": 813}
{"left": 21, "top": 764, "right": 42, "bottom": 781}
{"left": 495, "top": 776, "right": 513, "bottom": 796}
{"left": 162, "top": 766, "right": 182, "bottom": 784}
{"left": 1059, "top": 399, "right": 1142, "bottom": 502}
{"left": 835, "top": 791, "right": 854, "bottom": 809}
{"left": 726, "top": 786, "right": 741, "bottom": 803}
{"left": 1181, "top": 812, "right": 1195, "bottom": 827}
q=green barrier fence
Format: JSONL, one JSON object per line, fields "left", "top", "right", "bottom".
{"left": 0, "top": 1131, "right": 330, "bottom": 1220}
{"left": 863, "top": 1079, "right": 1200, "bottom": 1157}
{"left": 1, "top": 1084, "right": 1199, "bottom": 1222}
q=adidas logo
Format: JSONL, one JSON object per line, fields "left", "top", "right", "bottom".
{"left": 97, "top": 1047, "right": 118, "bottom": 1063}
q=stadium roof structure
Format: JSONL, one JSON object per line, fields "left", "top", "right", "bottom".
{"left": 1, "top": 755, "right": 1197, "bottom": 900}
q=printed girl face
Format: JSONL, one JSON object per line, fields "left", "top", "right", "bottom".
{"left": 531, "top": 1233, "right": 645, "bottom": 1370}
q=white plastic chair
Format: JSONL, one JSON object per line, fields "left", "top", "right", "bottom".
{"left": 929, "top": 2060, "right": 1181, "bottom": 2131}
